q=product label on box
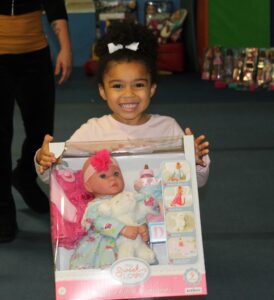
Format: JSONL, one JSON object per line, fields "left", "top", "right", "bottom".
{"left": 111, "top": 258, "right": 151, "bottom": 285}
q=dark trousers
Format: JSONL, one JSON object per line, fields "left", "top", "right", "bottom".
{"left": 0, "top": 47, "right": 55, "bottom": 211}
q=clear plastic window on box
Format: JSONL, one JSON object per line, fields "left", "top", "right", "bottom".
{"left": 49, "top": 136, "right": 207, "bottom": 299}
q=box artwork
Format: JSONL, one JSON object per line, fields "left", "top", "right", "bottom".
{"left": 49, "top": 136, "right": 207, "bottom": 299}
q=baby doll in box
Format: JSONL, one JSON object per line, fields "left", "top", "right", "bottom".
{"left": 69, "top": 150, "right": 157, "bottom": 270}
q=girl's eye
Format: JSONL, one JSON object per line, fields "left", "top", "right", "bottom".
{"left": 113, "top": 171, "right": 120, "bottom": 177}
{"left": 99, "top": 174, "right": 107, "bottom": 179}
{"left": 134, "top": 82, "right": 145, "bottom": 88}
{"left": 112, "top": 83, "right": 123, "bottom": 89}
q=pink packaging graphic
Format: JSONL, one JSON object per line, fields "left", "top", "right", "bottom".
{"left": 49, "top": 136, "right": 207, "bottom": 299}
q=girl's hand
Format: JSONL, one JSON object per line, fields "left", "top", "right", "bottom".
{"left": 120, "top": 225, "right": 139, "bottom": 240}
{"left": 185, "top": 127, "right": 210, "bottom": 167}
{"left": 139, "top": 224, "right": 149, "bottom": 242}
{"left": 36, "top": 134, "right": 56, "bottom": 174}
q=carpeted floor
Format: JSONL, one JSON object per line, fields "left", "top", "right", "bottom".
{"left": 1, "top": 68, "right": 274, "bottom": 300}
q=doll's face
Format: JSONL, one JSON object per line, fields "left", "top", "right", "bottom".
{"left": 84, "top": 165, "right": 124, "bottom": 197}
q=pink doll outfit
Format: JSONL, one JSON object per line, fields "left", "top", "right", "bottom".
{"left": 50, "top": 168, "right": 93, "bottom": 249}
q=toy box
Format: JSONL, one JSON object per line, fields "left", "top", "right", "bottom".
{"left": 49, "top": 136, "right": 207, "bottom": 299}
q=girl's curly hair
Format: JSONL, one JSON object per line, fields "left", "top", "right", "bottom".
{"left": 94, "top": 20, "right": 159, "bottom": 85}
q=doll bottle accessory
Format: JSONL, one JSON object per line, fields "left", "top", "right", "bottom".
{"left": 107, "top": 42, "right": 139, "bottom": 54}
{"left": 134, "top": 164, "right": 161, "bottom": 191}
{"left": 140, "top": 164, "right": 154, "bottom": 178}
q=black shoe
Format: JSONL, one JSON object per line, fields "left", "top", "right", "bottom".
{"left": 12, "top": 168, "right": 49, "bottom": 214}
{"left": 0, "top": 200, "right": 18, "bottom": 243}
{"left": 0, "top": 220, "right": 18, "bottom": 243}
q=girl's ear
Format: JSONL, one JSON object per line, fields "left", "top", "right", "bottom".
{"left": 150, "top": 84, "right": 157, "bottom": 98}
{"left": 98, "top": 84, "right": 107, "bottom": 101}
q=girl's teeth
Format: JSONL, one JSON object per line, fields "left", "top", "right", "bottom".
{"left": 121, "top": 103, "right": 136, "bottom": 109}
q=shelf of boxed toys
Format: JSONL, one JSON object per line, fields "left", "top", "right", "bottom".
{"left": 43, "top": 0, "right": 202, "bottom": 72}
{"left": 85, "top": 1, "right": 188, "bottom": 75}
{"left": 201, "top": 46, "right": 274, "bottom": 91}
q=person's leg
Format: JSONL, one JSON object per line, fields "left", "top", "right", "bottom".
{"left": 12, "top": 47, "right": 55, "bottom": 213}
{"left": 0, "top": 54, "right": 17, "bottom": 242}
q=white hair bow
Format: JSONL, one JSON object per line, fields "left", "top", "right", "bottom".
{"left": 107, "top": 42, "right": 139, "bottom": 54}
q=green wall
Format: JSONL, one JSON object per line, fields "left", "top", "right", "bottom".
{"left": 208, "top": 0, "right": 270, "bottom": 47}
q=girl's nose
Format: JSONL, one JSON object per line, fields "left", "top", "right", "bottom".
{"left": 123, "top": 84, "right": 134, "bottom": 96}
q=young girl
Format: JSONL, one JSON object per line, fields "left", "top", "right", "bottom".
{"left": 35, "top": 20, "right": 210, "bottom": 184}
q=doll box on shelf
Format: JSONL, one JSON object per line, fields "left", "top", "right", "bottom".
{"left": 49, "top": 136, "right": 207, "bottom": 300}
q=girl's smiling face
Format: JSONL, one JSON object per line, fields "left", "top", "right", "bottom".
{"left": 99, "top": 61, "right": 157, "bottom": 126}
